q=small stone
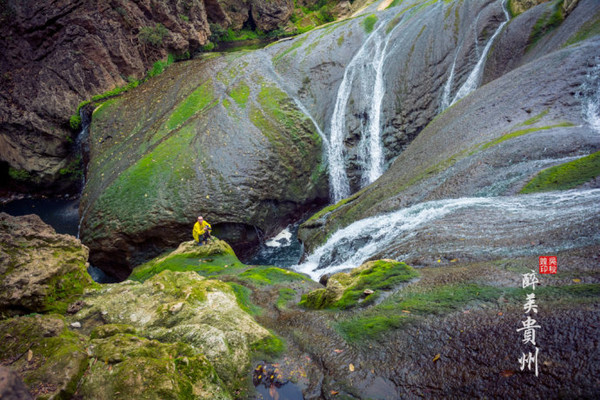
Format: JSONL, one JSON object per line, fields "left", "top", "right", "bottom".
{"left": 169, "top": 302, "right": 184, "bottom": 313}
{"left": 70, "top": 322, "right": 81, "bottom": 328}
{"left": 363, "top": 289, "right": 374, "bottom": 296}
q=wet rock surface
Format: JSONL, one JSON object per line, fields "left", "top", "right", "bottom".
{"left": 299, "top": 35, "right": 600, "bottom": 254}
{"left": 0, "top": 213, "right": 94, "bottom": 315}
{"left": 79, "top": 52, "right": 328, "bottom": 276}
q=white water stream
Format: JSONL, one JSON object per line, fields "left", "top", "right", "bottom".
{"left": 450, "top": 0, "right": 509, "bottom": 106}
{"left": 328, "top": 7, "right": 430, "bottom": 202}
{"left": 293, "top": 189, "right": 600, "bottom": 280}
{"left": 579, "top": 57, "right": 600, "bottom": 133}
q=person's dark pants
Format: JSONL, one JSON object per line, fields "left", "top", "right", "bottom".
{"left": 197, "top": 232, "right": 211, "bottom": 245}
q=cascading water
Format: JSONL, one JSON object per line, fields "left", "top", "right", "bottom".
{"left": 578, "top": 57, "right": 600, "bottom": 133}
{"left": 328, "top": 9, "right": 425, "bottom": 202}
{"left": 293, "top": 189, "right": 600, "bottom": 280}
{"left": 450, "top": 0, "right": 509, "bottom": 106}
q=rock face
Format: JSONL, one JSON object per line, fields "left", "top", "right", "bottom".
{"left": 0, "top": 213, "right": 94, "bottom": 315}
{"left": 73, "top": 269, "right": 273, "bottom": 388}
{"left": 79, "top": 52, "right": 328, "bottom": 276}
{"left": 0, "top": 0, "right": 299, "bottom": 194}
{"left": 298, "top": 0, "right": 600, "bottom": 257}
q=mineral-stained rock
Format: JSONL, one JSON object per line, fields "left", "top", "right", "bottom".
{"left": 0, "top": 213, "right": 95, "bottom": 315}
{"left": 74, "top": 269, "right": 273, "bottom": 388}
{"left": 0, "top": 314, "right": 88, "bottom": 400}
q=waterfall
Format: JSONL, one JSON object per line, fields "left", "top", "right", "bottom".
{"left": 450, "top": 0, "right": 509, "bottom": 106}
{"left": 578, "top": 57, "right": 600, "bottom": 133}
{"left": 293, "top": 189, "right": 600, "bottom": 280}
{"left": 328, "top": 13, "right": 412, "bottom": 202}
{"left": 440, "top": 47, "right": 460, "bottom": 111}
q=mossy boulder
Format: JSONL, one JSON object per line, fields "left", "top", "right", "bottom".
{"left": 79, "top": 54, "right": 328, "bottom": 278}
{"left": 300, "top": 260, "right": 419, "bottom": 309}
{"left": 78, "top": 333, "right": 231, "bottom": 400}
{"left": 74, "top": 270, "right": 272, "bottom": 389}
{"left": 0, "top": 213, "right": 95, "bottom": 315}
{"left": 0, "top": 314, "right": 88, "bottom": 399}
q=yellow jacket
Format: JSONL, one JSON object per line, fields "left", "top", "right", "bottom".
{"left": 193, "top": 220, "right": 212, "bottom": 242}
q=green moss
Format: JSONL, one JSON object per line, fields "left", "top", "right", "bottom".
{"left": 301, "top": 261, "right": 419, "bottom": 310}
{"left": 276, "top": 288, "right": 296, "bottom": 310}
{"left": 82, "top": 333, "right": 230, "bottom": 399}
{"left": 165, "top": 79, "right": 214, "bottom": 130}
{"left": 250, "top": 332, "right": 285, "bottom": 361}
{"left": 362, "top": 14, "right": 378, "bottom": 34}
{"left": 44, "top": 266, "right": 96, "bottom": 314}
{"left": 527, "top": 0, "right": 565, "bottom": 51}
{"left": 520, "top": 151, "right": 600, "bottom": 193}
{"left": 229, "top": 82, "right": 250, "bottom": 107}
{"left": 337, "top": 283, "right": 501, "bottom": 342}
{"left": 477, "top": 122, "right": 574, "bottom": 152}
{"left": 273, "top": 35, "right": 308, "bottom": 64}
{"left": 306, "top": 191, "right": 360, "bottom": 223}
{"left": 0, "top": 315, "right": 89, "bottom": 399}
{"left": 8, "top": 167, "right": 32, "bottom": 181}
{"left": 70, "top": 114, "right": 82, "bottom": 130}
{"left": 337, "top": 33, "right": 344, "bottom": 46}
{"left": 337, "top": 314, "right": 408, "bottom": 342}
{"left": 522, "top": 109, "right": 548, "bottom": 125}
{"left": 564, "top": 10, "right": 600, "bottom": 46}
{"left": 229, "top": 282, "right": 262, "bottom": 316}
{"left": 238, "top": 267, "right": 306, "bottom": 286}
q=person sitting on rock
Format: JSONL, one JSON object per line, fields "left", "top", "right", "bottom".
{"left": 193, "top": 216, "right": 212, "bottom": 246}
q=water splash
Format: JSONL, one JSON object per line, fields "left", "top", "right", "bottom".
{"left": 578, "top": 57, "right": 600, "bottom": 133}
{"left": 293, "top": 189, "right": 600, "bottom": 280}
{"left": 451, "top": 0, "right": 509, "bottom": 105}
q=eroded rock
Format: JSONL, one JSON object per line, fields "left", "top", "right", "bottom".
{"left": 0, "top": 213, "right": 94, "bottom": 315}
{"left": 74, "top": 269, "right": 273, "bottom": 387}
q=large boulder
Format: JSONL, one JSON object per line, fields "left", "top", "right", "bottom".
{"left": 73, "top": 269, "right": 274, "bottom": 390}
{"left": 0, "top": 213, "right": 94, "bottom": 315}
{"left": 79, "top": 52, "right": 327, "bottom": 276}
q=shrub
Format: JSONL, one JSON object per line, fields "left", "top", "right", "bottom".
{"left": 138, "top": 23, "right": 169, "bottom": 46}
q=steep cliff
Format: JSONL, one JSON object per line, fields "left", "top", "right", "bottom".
{"left": 0, "top": 0, "right": 302, "bottom": 194}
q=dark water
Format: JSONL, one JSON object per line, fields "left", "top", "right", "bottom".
{"left": 1, "top": 197, "right": 80, "bottom": 236}
{"left": 1, "top": 197, "right": 118, "bottom": 283}
{"left": 248, "top": 224, "right": 303, "bottom": 267}
{"left": 253, "top": 362, "right": 304, "bottom": 400}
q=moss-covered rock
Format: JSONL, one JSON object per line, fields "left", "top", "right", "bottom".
{"left": 300, "top": 260, "right": 419, "bottom": 309}
{"left": 130, "top": 240, "right": 307, "bottom": 289}
{"left": 79, "top": 54, "right": 328, "bottom": 277}
{"left": 0, "top": 314, "right": 88, "bottom": 399}
{"left": 78, "top": 334, "right": 231, "bottom": 400}
{"left": 0, "top": 213, "right": 95, "bottom": 315}
{"left": 74, "top": 270, "right": 273, "bottom": 391}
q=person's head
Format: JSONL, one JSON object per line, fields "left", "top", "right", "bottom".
{"left": 198, "top": 216, "right": 203, "bottom": 223}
